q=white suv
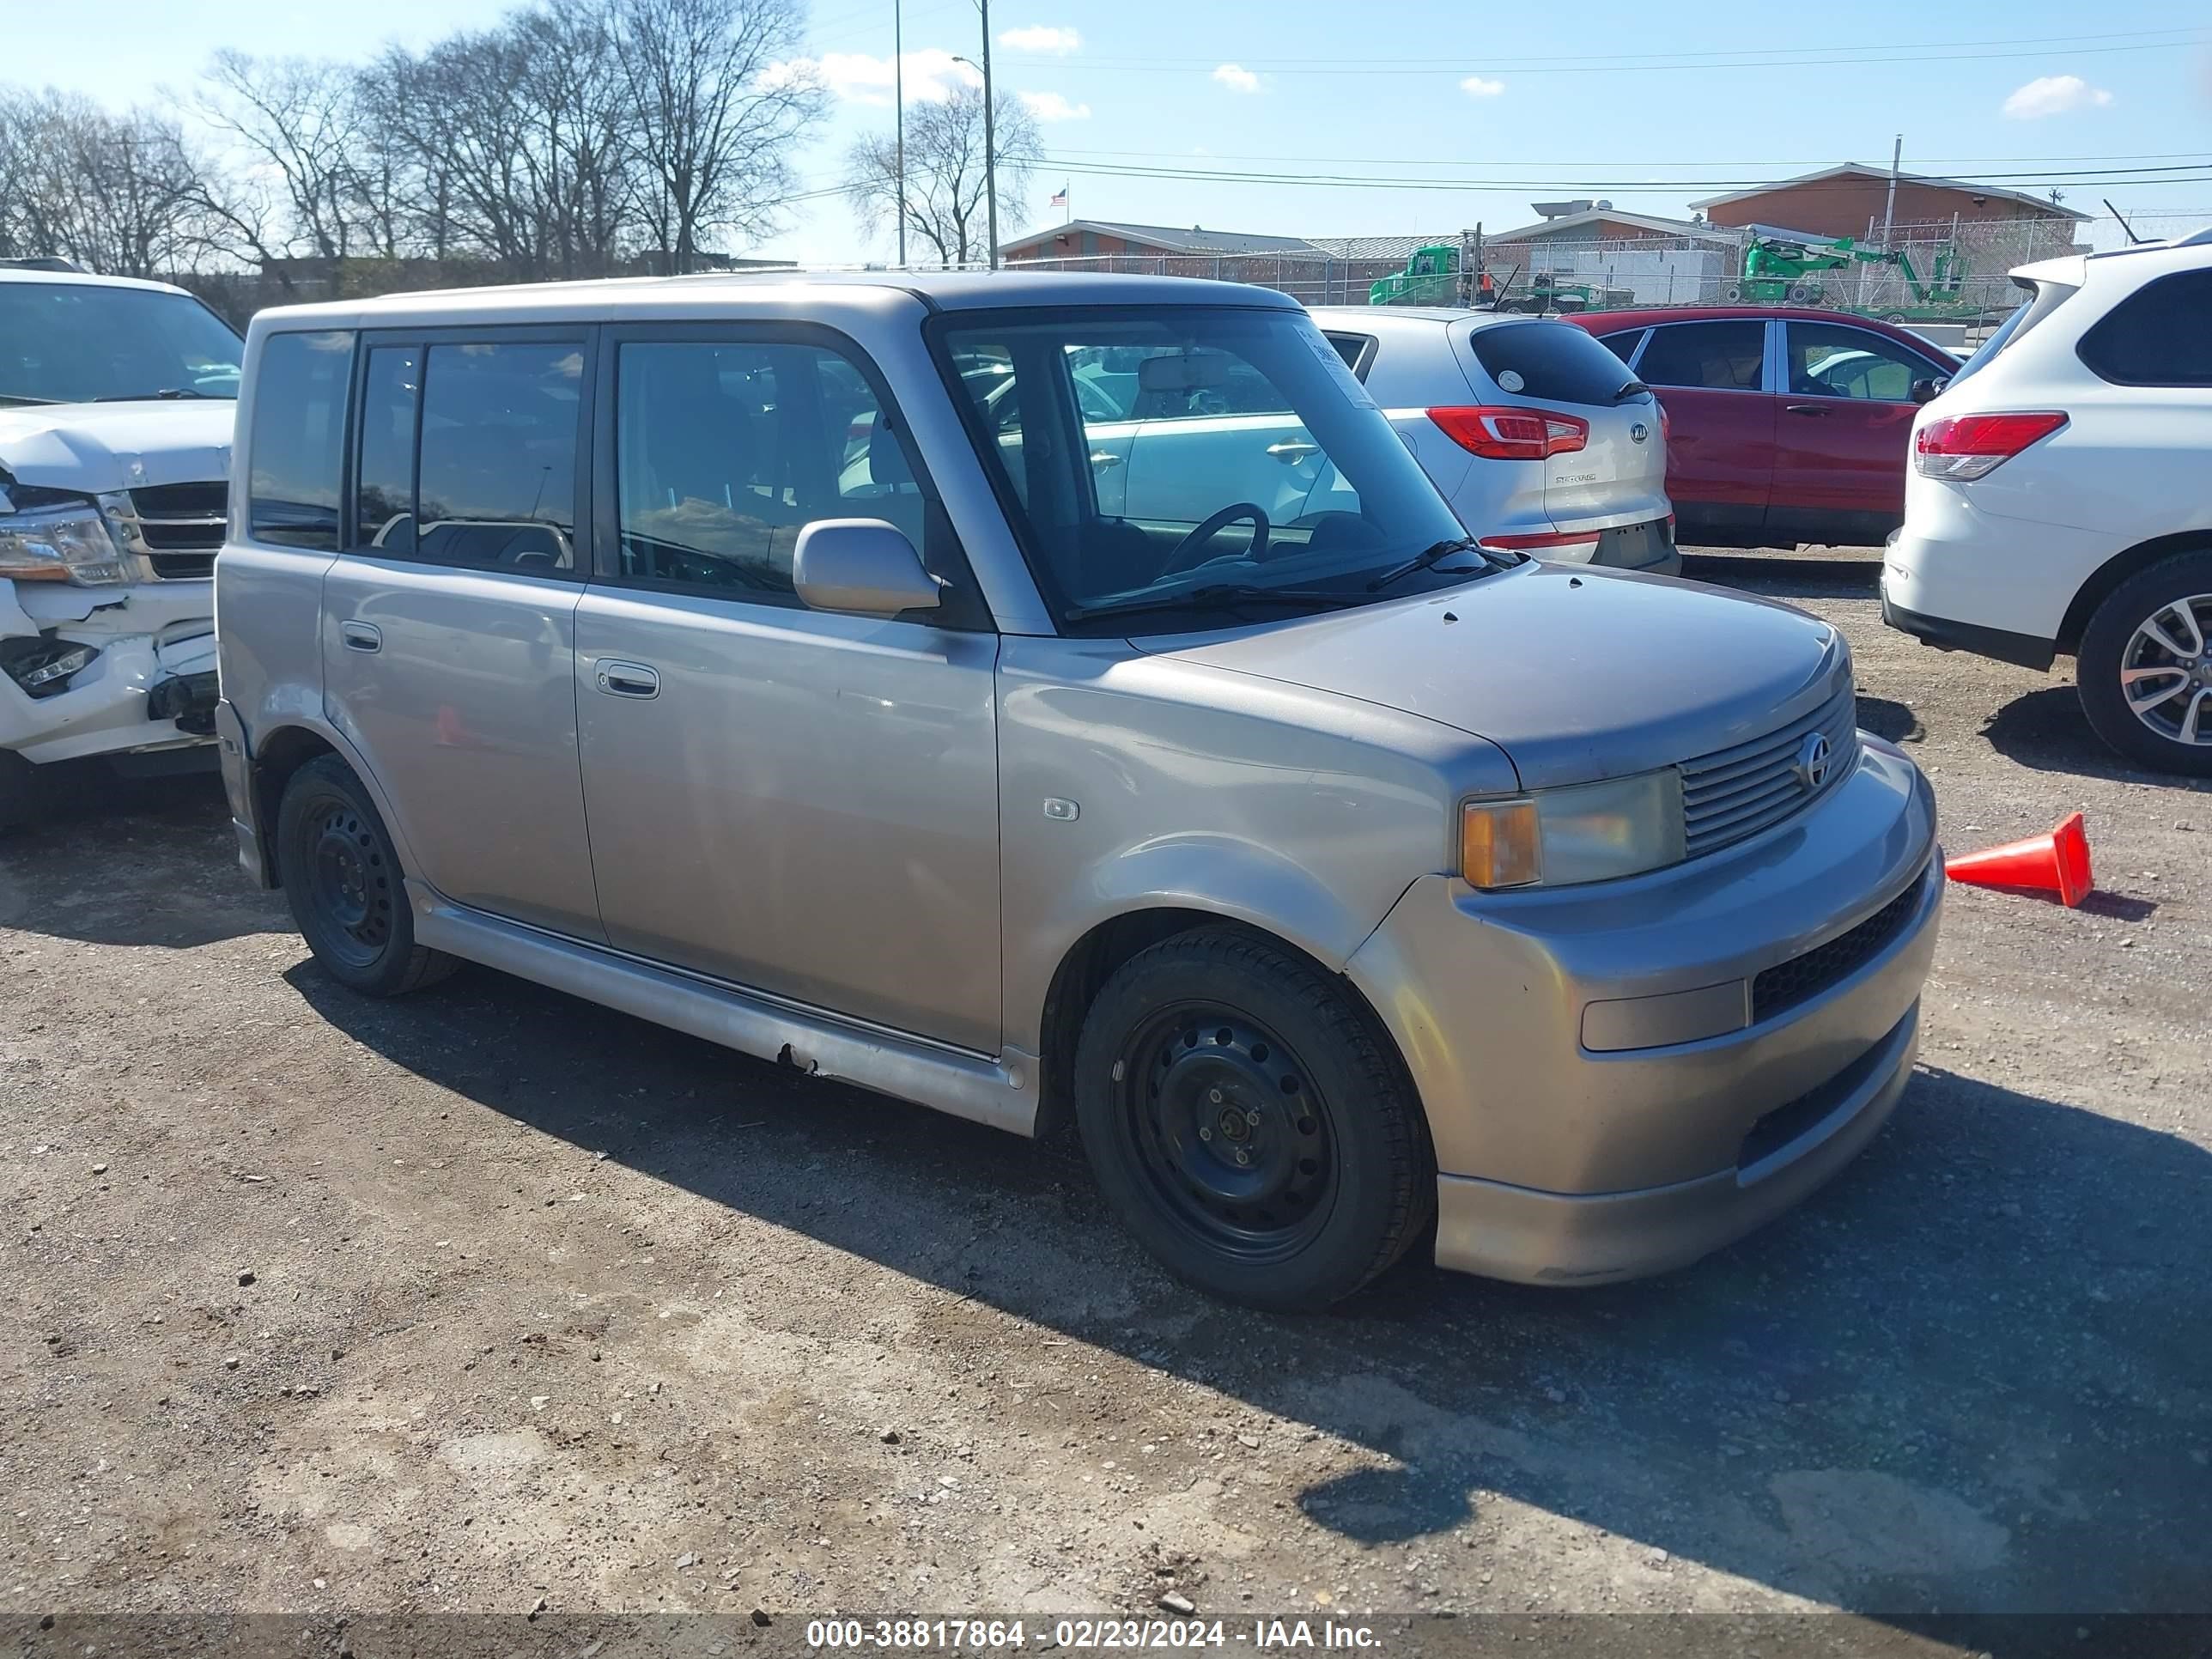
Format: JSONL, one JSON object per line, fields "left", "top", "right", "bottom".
{"left": 1, "top": 264, "right": 239, "bottom": 827}
{"left": 1881, "top": 230, "right": 2212, "bottom": 774}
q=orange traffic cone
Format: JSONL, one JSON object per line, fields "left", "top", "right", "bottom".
{"left": 1944, "top": 811, "right": 2094, "bottom": 908}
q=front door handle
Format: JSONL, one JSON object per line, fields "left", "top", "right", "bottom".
{"left": 1267, "top": 440, "right": 1322, "bottom": 463}
{"left": 339, "top": 621, "right": 382, "bottom": 652}
{"left": 1784, "top": 404, "right": 1834, "bottom": 416}
{"left": 1089, "top": 450, "right": 1123, "bottom": 468}
{"left": 596, "top": 660, "right": 660, "bottom": 699}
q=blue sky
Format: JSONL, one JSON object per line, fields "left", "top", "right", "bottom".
{"left": 11, "top": 0, "right": 2211, "bottom": 259}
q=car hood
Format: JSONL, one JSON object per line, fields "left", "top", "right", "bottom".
{"left": 1146, "top": 562, "right": 1850, "bottom": 790}
{"left": 0, "top": 399, "right": 234, "bottom": 495}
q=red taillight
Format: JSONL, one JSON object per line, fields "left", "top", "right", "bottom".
{"left": 1913, "top": 410, "right": 2067, "bottom": 481}
{"left": 1429, "top": 405, "right": 1589, "bottom": 460}
{"left": 1657, "top": 404, "right": 1671, "bottom": 445}
{"left": 1477, "top": 529, "right": 1602, "bottom": 557}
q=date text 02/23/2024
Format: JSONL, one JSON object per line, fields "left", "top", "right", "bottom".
{"left": 804, "top": 1618, "right": 1385, "bottom": 1650}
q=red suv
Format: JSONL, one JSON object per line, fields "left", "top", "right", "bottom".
{"left": 1568, "top": 307, "right": 1957, "bottom": 549}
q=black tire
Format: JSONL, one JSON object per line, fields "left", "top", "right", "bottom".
{"left": 2075, "top": 551, "right": 2212, "bottom": 778}
{"left": 276, "top": 755, "right": 459, "bottom": 994}
{"left": 1071, "top": 927, "right": 1433, "bottom": 1311}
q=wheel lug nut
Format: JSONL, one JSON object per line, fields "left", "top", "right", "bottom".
{"left": 1234, "top": 1150, "right": 1251, "bottom": 1166}
{"left": 1245, "top": 1109, "right": 1262, "bottom": 1126}
{"left": 1207, "top": 1088, "right": 1223, "bottom": 1103}
{"left": 1198, "top": 1126, "right": 1212, "bottom": 1141}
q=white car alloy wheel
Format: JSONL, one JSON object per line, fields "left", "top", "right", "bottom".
{"left": 2119, "top": 593, "right": 2212, "bottom": 747}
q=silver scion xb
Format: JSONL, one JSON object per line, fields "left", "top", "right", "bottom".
{"left": 215, "top": 273, "right": 1941, "bottom": 1312}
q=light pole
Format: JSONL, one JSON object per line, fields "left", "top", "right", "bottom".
{"left": 951, "top": 3, "right": 998, "bottom": 269}
{"left": 894, "top": 0, "right": 905, "bottom": 267}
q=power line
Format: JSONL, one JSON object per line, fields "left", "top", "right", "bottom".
{"left": 1042, "top": 157, "right": 2212, "bottom": 193}
{"left": 1042, "top": 146, "right": 2212, "bottom": 171}
{"left": 1004, "top": 35, "right": 2199, "bottom": 76}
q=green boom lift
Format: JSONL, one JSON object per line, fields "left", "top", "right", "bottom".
{"left": 1722, "top": 234, "right": 1976, "bottom": 320}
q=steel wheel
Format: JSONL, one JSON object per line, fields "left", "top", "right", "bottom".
{"left": 304, "top": 799, "right": 395, "bottom": 968}
{"left": 2118, "top": 592, "right": 2212, "bottom": 748}
{"left": 1115, "top": 1003, "right": 1338, "bottom": 1265}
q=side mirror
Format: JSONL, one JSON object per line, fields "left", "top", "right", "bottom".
{"left": 1911, "top": 376, "right": 1948, "bottom": 405}
{"left": 793, "top": 519, "right": 941, "bottom": 618}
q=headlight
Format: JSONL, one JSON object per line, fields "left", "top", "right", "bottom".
{"left": 1461, "top": 770, "right": 1686, "bottom": 890}
{"left": 0, "top": 499, "right": 132, "bottom": 586}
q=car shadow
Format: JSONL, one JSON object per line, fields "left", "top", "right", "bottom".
{"left": 1983, "top": 686, "right": 2212, "bottom": 793}
{"left": 286, "top": 959, "right": 2212, "bottom": 1626}
{"left": 1680, "top": 552, "right": 1883, "bottom": 602}
{"left": 0, "top": 774, "right": 285, "bottom": 948}
{"left": 1856, "top": 696, "right": 1924, "bottom": 746}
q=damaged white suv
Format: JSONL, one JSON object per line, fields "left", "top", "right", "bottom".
{"left": 1, "top": 262, "right": 238, "bottom": 829}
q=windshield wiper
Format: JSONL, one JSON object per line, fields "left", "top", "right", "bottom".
{"left": 1613, "top": 378, "right": 1651, "bottom": 402}
{"left": 1065, "top": 583, "right": 1368, "bottom": 624}
{"left": 1364, "top": 535, "right": 1508, "bottom": 592}
{"left": 0, "top": 392, "right": 62, "bottom": 406}
{"left": 92, "top": 387, "right": 212, "bottom": 402}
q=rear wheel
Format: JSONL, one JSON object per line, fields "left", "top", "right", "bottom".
{"left": 1072, "top": 927, "right": 1432, "bottom": 1310}
{"left": 276, "top": 756, "right": 459, "bottom": 994}
{"left": 2076, "top": 552, "right": 2212, "bottom": 777}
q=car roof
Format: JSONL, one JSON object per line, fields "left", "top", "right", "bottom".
{"left": 0, "top": 265, "right": 197, "bottom": 298}
{"left": 250, "top": 269, "right": 1302, "bottom": 332}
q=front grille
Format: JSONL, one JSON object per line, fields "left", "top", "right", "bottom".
{"left": 1679, "top": 684, "right": 1859, "bottom": 860}
{"left": 127, "top": 483, "right": 225, "bottom": 578}
{"left": 1751, "top": 869, "right": 1927, "bottom": 1024}
{"left": 1736, "top": 1019, "right": 1902, "bottom": 1171}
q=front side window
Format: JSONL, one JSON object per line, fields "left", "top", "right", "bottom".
{"left": 0, "top": 283, "right": 242, "bottom": 405}
{"left": 937, "top": 306, "right": 1474, "bottom": 629}
{"left": 1785, "top": 322, "right": 1934, "bottom": 402}
{"left": 2078, "top": 270, "right": 2212, "bottom": 386}
{"left": 1635, "top": 321, "right": 1766, "bottom": 392}
{"left": 613, "top": 339, "right": 940, "bottom": 605}
{"left": 247, "top": 330, "right": 352, "bottom": 550}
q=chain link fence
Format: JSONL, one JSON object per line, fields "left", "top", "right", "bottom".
{"left": 1006, "top": 216, "right": 2092, "bottom": 324}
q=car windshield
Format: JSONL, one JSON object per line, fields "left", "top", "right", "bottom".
{"left": 936, "top": 306, "right": 1478, "bottom": 629}
{"left": 0, "top": 282, "right": 243, "bottom": 404}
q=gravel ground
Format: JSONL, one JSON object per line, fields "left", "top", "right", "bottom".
{"left": 2, "top": 551, "right": 2206, "bottom": 1647}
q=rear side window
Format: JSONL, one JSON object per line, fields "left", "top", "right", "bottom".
{"left": 2078, "top": 270, "right": 2212, "bottom": 386}
{"left": 1467, "top": 321, "right": 1641, "bottom": 405}
{"left": 246, "top": 330, "right": 351, "bottom": 548}
{"left": 353, "top": 338, "right": 584, "bottom": 572}
{"left": 1635, "top": 321, "right": 1766, "bottom": 392}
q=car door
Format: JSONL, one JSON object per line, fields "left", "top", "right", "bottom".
{"left": 319, "top": 328, "right": 604, "bottom": 940}
{"left": 1623, "top": 319, "right": 1776, "bottom": 541}
{"left": 1775, "top": 319, "right": 1948, "bottom": 541}
{"left": 1120, "top": 355, "right": 1330, "bottom": 531}
{"left": 572, "top": 326, "right": 1003, "bottom": 1054}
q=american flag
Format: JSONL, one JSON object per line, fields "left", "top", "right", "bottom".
{"left": 1049, "top": 185, "right": 1068, "bottom": 207}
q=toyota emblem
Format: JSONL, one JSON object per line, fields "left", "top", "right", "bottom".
{"left": 1630, "top": 422, "right": 1650, "bottom": 444}
{"left": 1793, "top": 731, "right": 1833, "bottom": 791}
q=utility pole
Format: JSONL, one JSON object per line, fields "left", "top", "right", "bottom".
{"left": 1880, "top": 133, "right": 1902, "bottom": 251}
{"left": 894, "top": 0, "right": 905, "bottom": 267}
{"left": 980, "top": 0, "right": 999, "bottom": 269}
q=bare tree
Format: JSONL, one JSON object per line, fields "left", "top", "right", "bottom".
{"left": 195, "top": 51, "right": 365, "bottom": 259}
{"left": 0, "top": 89, "right": 216, "bottom": 277}
{"left": 613, "top": 0, "right": 825, "bottom": 274}
{"left": 844, "top": 86, "right": 1040, "bottom": 266}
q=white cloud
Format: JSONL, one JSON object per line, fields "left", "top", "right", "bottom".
{"left": 1000, "top": 24, "right": 1080, "bottom": 53}
{"left": 2002, "top": 74, "right": 2113, "bottom": 119}
{"left": 1212, "top": 63, "right": 1261, "bottom": 93}
{"left": 1018, "top": 90, "right": 1091, "bottom": 121}
{"left": 1459, "top": 76, "right": 1504, "bottom": 97}
{"left": 769, "top": 49, "right": 982, "bottom": 107}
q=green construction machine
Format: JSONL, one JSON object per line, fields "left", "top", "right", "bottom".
{"left": 1722, "top": 234, "right": 1977, "bottom": 321}
{"left": 1369, "top": 244, "right": 1467, "bottom": 307}
{"left": 1368, "top": 244, "right": 1632, "bottom": 313}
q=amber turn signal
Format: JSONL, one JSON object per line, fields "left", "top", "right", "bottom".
{"left": 1461, "top": 799, "right": 1542, "bottom": 890}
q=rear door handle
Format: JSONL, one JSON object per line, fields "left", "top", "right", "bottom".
{"left": 1267, "top": 440, "right": 1322, "bottom": 463}
{"left": 1784, "top": 404, "right": 1834, "bottom": 416}
{"left": 339, "top": 622, "right": 382, "bottom": 652}
{"left": 596, "top": 660, "right": 660, "bottom": 699}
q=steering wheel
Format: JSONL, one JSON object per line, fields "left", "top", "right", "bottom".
{"left": 1160, "top": 502, "right": 1270, "bottom": 576}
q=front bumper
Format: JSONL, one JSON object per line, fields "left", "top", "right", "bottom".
{"left": 1, "top": 578, "right": 218, "bottom": 766}
{"left": 1346, "top": 738, "right": 1941, "bottom": 1285}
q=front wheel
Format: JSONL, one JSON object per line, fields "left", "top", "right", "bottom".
{"left": 2076, "top": 552, "right": 2212, "bottom": 776}
{"left": 276, "top": 755, "right": 459, "bottom": 994}
{"left": 1072, "top": 927, "right": 1433, "bottom": 1310}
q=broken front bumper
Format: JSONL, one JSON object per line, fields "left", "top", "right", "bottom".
{"left": 1, "top": 577, "right": 218, "bottom": 767}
